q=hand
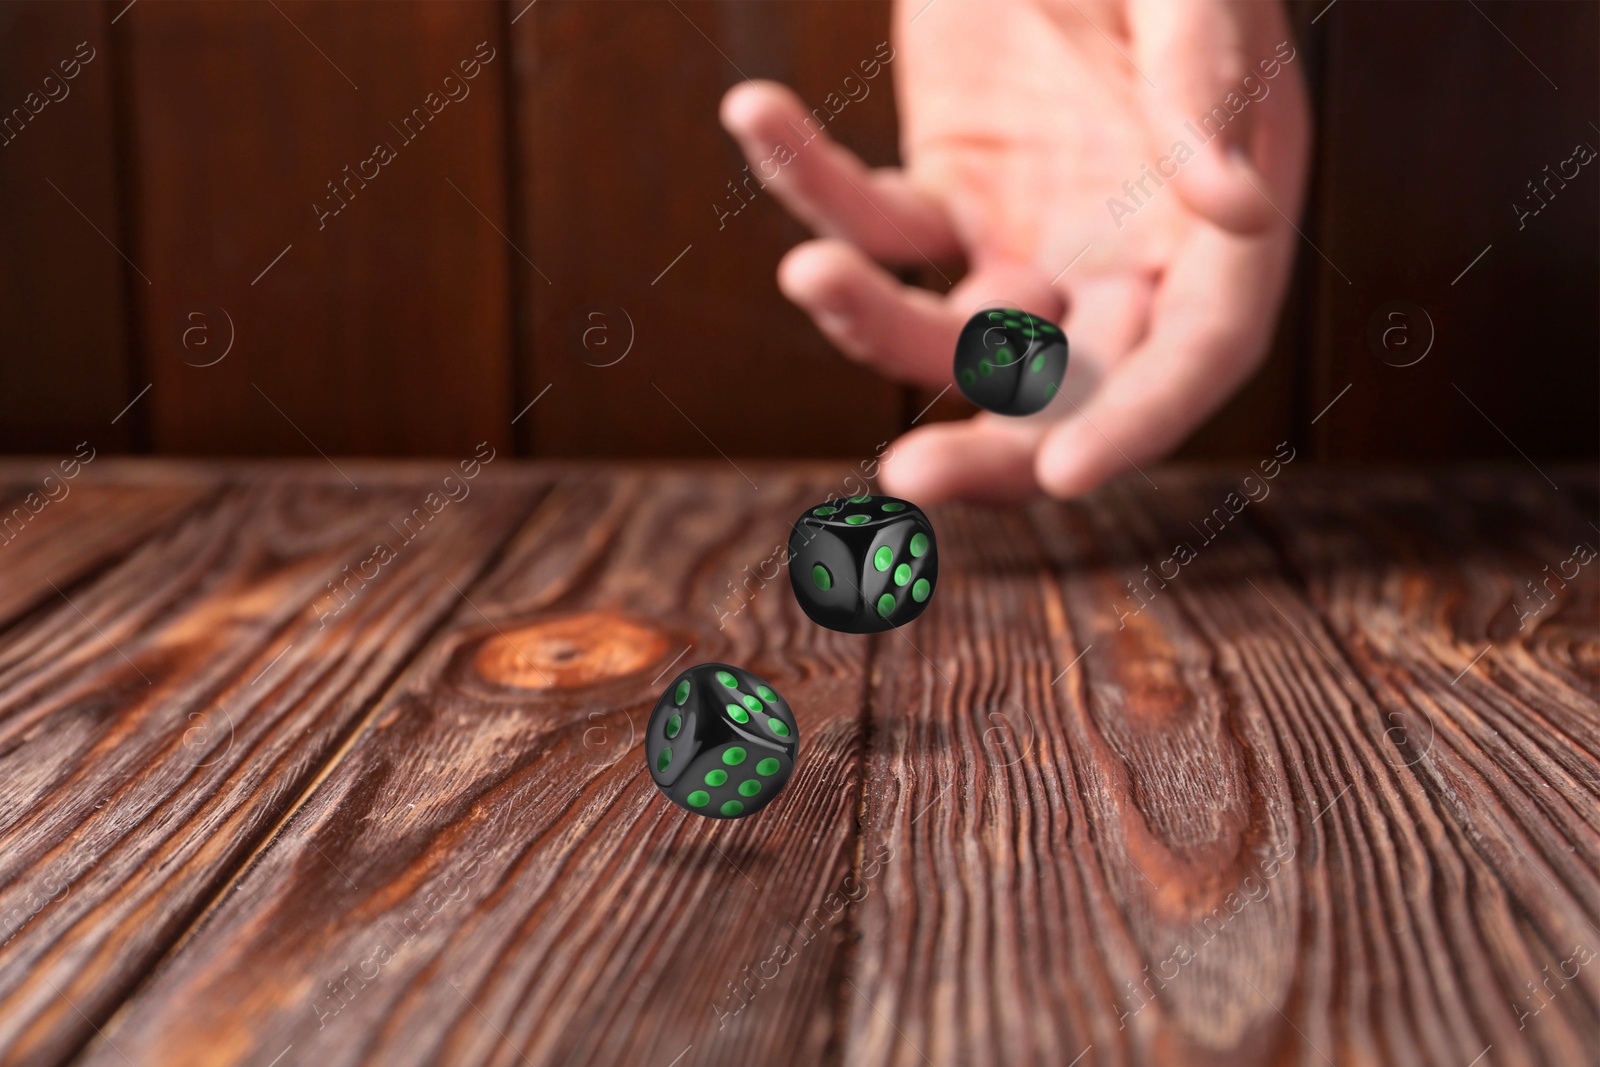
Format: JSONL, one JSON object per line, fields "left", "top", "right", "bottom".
{"left": 720, "top": 0, "right": 1310, "bottom": 501}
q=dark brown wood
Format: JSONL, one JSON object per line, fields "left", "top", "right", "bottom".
{"left": 0, "top": 460, "right": 216, "bottom": 628}
{"left": 0, "top": 462, "right": 543, "bottom": 1065}
{"left": 4, "top": 1, "right": 1599, "bottom": 465}
{"left": 76, "top": 468, "right": 873, "bottom": 1066}
{"left": 511, "top": 0, "right": 907, "bottom": 459}
{"left": 1301, "top": 0, "right": 1599, "bottom": 462}
{"left": 1, "top": 461, "right": 1597, "bottom": 1067}
{"left": 0, "top": 2, "right": 136, "bottom": 453}
{"left": 120, "top": 0, "right": 515, "bottom": 457}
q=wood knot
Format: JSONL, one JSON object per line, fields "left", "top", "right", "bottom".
{"left": 471, "top": 611, "right": 670, "bottom": 690}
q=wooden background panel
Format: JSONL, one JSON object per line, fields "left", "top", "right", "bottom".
{"left": 2, "top": 0, "right": 1598, "bottom": 464}
{"left": 1303, "top": 0, "right": 1599, "bottom": 462}
{"left": 0, "top": 1, "right": 135, "bottom": 453}
{"left": 514, "top": 0, "right": 907, "bottom": 459}
{"left": 0, "top": 472, "right": 540, "bottom": 1065}
{"left": 122, "top": 0, "right": 514, "bottom": 457}
{"left": 85, "top": 470, "right": 874, "bottom": 1067}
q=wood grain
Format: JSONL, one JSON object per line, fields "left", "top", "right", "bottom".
{"left": 0, "top": 464, "right": 542, "bottom": 1064}
{"left": 842, "top": 467, "right": 1598, "bottom": 1066}
{"left": 0, "top": 460, "right": 221, "bottom": 630}
{"left": 79, "top": 469, "right": 876, "bottom": 1067}
{"left": 0, "top": 462, "right": 1595, "bottom": 1067}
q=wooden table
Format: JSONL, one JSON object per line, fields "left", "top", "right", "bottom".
{"left": 1, "top": 460, "right": 1595, "bottom": 1067}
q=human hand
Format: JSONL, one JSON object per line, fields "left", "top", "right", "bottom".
{"left": 720, "top": 0, "right": 1310, "bottom": 501}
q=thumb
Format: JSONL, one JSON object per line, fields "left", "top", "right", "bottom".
{"left": 1127, "top": 0, "right": 1278, "bottom": 234}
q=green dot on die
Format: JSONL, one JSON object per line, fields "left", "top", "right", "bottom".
{"left": 876, "top": 593, "right": 896, "bottom": 617}
{"left": 959, "top": 369, "right": 977, "bottom": 386}
{"left": 845, "top": 515, "right": 869, "bottom": 525}
{"left": 1023, "top": 327, "right": 1041, "bottom": 339}
{"left": 756, "top": 684, "right": 777, "bottom": 702}
{"left": 673, "top": 680, "right": 690, "bottom": 705}
{"left": 1045, "top": 382, "right": 1059, "bottom": 397}
{"left": 979, "top": 359, "right": 994, "bottom": 376}
{"left": 987, "top": 311, "right": 1005, "bottom": 321}
{"left": 812, "top": 564, "right": 832, "bottom": 591}
{"left": 742, "top": 694, "right": 762, "bottom": 713}
{"left": 813, "top": 505, "right": 837, "bottom": 516}
{"left": 882, "top": 502, "right": 906, "bottom": 512}
{"left": 757, "top": 757, "right": 780, "bottom": 775}
{"left": 850, "top": 495, "right": 870, "bottom": 503}
{"left": 738, "top": 779, "right": 762, "bottom": 797}
{"left": 910, "top": 532, "right": 929, "bottom": 557}
{"left": 657, "top": 748, "right": 671, "bottom": 772}
{"left": 769, "top": 719, "right": 790, "bottom": 736}
{"left": 720, "top": 800, "right": 744, "bottom": 817}
{"left": 716, "top": 670, "right": 738, "bottom": 688}
{"left": 913, "top": 578, "right": 931, "bottom": 602}
{"left": 665, "top": 714, "right": 681, "bottom": 738}
{"left": 1030, "top": 354, "right": 1046, "bottom": 373}
{"left": 873, "top": 546, "right": 893, "bottom": 571}
{"left": 706, "top": 769, "right": 728, "bottom": 786}
{"left": 1042, "top": 323, "right": 1060, "bottom": 334}
{"left": 894, "top": 563, "right": 911, "bottom": 586}
{"left": 727, "top": 703, "right": 749, "bottom": 723}
{"left": 687, "top": 790, "right": 710, "bottom": 807}
{"left": 1003, "top": 318, "right": 1022, "bottom": 329}
{"left": 723, "top": 747, "right": 747, "bottom": 766}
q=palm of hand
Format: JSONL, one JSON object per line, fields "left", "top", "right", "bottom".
{"left": 901, "top": 0, "right": 1190, "bottom": 281}
{"left": 721, "top": 0, "right": 1309, "bottom": 500}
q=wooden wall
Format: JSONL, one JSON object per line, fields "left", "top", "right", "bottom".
{"left": 0, "top": 0, "right": 1594, "bottom": 463}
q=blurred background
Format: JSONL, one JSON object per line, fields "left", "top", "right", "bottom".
{"left": 0, "top": 0, "right": 1594, "bottom": 465}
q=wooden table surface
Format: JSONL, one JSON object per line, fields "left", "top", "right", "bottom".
{"left": 0, "top": 460, "right": 1595, "bottom": 1067}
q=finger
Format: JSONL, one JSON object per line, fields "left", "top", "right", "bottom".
{"left": 949, "top": 257, "right": 1068, "bottom": 326}
{"left": 1127, "top": 0, "right": 1283, "bottom": 234}
{"left": 879, "top": 416, "right": 1045, "bottom": 504}
{"left": 778, "top": 238, "right": 965, "bottom": 388}
{"left": 720, "top": 80, "right": 961, "bottom": 263}
{"left": 1034, "top": 225, "right": 1295, "bottom": 498}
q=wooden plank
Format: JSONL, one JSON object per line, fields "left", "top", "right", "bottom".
{"left": 4, "top": 462, "right": 1594, "bottom": 1065}
{"left": 83, "top": 469, "right": 874, "bottom": 1067}
{"left": 511, "top": 0, "right": 905, "bottom": 459}
{"left": 1303, "top": 0, "right": 1599, "bottom": 461}
{"left": 0, "top": 467, "right": 541, "bottom": 1064}
{"left": 0, "top": 2, "right": 135, "bottom": 452}
{"left": 1256, "top": 469, "right": 1600, "bottom": 1065}
{"left": 843, "top": 468, "right": 1598, "bottom": 1066}
{"left": 120, "top": 0, "right": 514, "bottom": 456}
{"left": 0, "top": 459, "right": 219, "bottom": 630}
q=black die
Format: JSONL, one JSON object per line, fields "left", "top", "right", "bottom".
{"left": 952, "top": 307, "right": 1068, "bottom": 416}
{"left": 787, "top": 494, "right": 938, "bottom": 634}
{"left": 645, "top": 663, "right": 799, "bottom": 819}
